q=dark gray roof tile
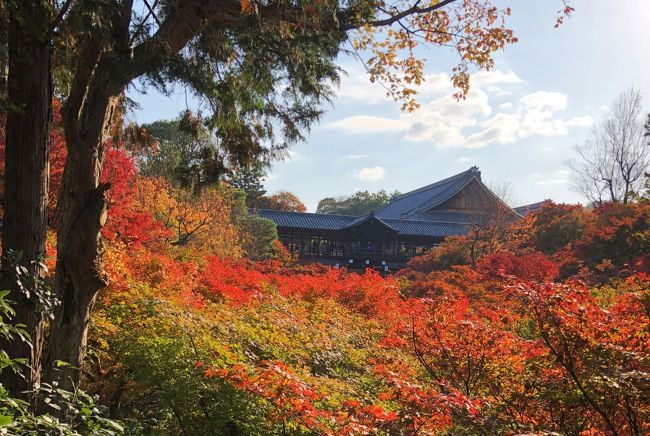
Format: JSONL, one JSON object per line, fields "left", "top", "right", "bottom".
{"left": 256, "top": 210, "right": 469, "bottom": 238}
{"left": 257, "top": 210, "right": 356, "bottom": 230}
{"left": 376, "top": 167, "right": 480, "bottom": 219}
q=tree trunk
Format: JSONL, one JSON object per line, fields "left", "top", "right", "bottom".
{"left": 40, "top": 0, "right": 207, "bottom": 389}
{"left": 0, "top": 0, "right": 52, "bottom": 399}
{"left": 0, "top": 1, "right": 8, "bottom": 104}
{"left": 42, "top": 58, "right": 121, "bottom": 391}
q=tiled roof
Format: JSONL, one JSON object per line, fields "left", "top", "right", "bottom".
{"left": 376, "top": 167, "right": 481, "bottom": 219}
{"left": 382, "top": 218, "right": 468, "bottom": 237}
{"left": 406, "top": 210, "right": 475, "bottom": 223}
{"left": 257, "top": 210, "right": 356, "bottom": 230}
{"left": 256, "top": 167, "right": 519, "bottom": 239}
{"left": 514, "top": 200, "right": 548, "bottom": 216}
{"left": 257, "top": 209, "right": 469, "bottom": 238}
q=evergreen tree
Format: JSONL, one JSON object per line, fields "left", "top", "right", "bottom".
{"left": 227, "top": 163, "right": 268, "bottom": 209}
{"left": 317, "top": 190, "right": 401, "bottom": 215}
{"left": 129, "top": 111, "right": 227, "bottom": 195}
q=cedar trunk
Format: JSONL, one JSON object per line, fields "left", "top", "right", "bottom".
{"left": 42, "top": 59, "right": 121, "bottom": 390}
{"left": 0, "top": 0, "right": 52, "bottom": 398}
{"left": 0, "top": 0, "right": 8, "bottom": 103}
{"left": 40, "top": 0, "right": 212, "bottom": 388}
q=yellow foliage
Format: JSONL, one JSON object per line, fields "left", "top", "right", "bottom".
{"left": 134, "top": 177, "right": 245, "bottom": 259}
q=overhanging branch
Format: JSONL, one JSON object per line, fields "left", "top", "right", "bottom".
{"left": 345, "top": 0, "right": 458, "bottom": 30}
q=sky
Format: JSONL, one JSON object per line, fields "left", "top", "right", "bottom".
{"left": 128, "top": 0, "right": 650, "bottom": 211}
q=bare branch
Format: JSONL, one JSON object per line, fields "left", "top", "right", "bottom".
{"left": 348, "top": 0, "right": 458, "bottom": 30}
{"left": 569, "top": 88, "right": 649, "bottom": 204}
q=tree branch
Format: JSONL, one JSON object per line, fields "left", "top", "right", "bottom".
{"left": 50, "top": 0, "right": 76, "bottom": 34}
{"left": 123, "top": 0, "right": 236, "bottom": 85}
{"left": 348, "top": 0, "right": 458, "bottom": 30}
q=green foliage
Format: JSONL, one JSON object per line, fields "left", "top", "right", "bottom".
{"left": 90, "top": 287, "right": 401, "bottom": 434}
{"left": 0, "top": 291, "right": 123, "bottom": 434}
{"left": 0, "top": 290, "right": 29, "bottom": 375}
{"left": 1, "top": 249, "right": 59, "bottom": 319}
{"left": 135, "top": 1, "right": 346, "bottom": 168}
{"left": 91, "top": 296, "right": 276, "bottom": 435}
{"left": 316, "top": 190, "right": 401, "bottom": 216}
{"left": 240, "top": 216, "right": 279, "bottom": 261}
{"left": 130, "top": 112, "right": 226, "bottom": 194}
{"left": 226, "top": 162, "right": 268, "bottom": 209}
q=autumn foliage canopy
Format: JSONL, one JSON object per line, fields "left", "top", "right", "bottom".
{"left": 0, "top": 105, "right": 648, "bottom": 435}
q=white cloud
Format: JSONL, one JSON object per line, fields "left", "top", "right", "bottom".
{"left": 327, "top": 67, "right": 591, "bottom": 149}
{"left": 472, "top": 69, "right": 524, "bottom": 86}
{"left": 519, "top": 109, "right": 568, "bottom": 138}
{"left": 464, "top": 91, "right": 572, "bottom": 147}
{"left": 335, "top": 64, "right": 392, "bottom": 105}
{"left": 520, "top": 91, "right": 568, "bottom": 111}
{"left": 465, "top": 112, "right": 521, "bottom": 148}
{"left": 355, "top": 166, "right": 385, "bottom": 182}
{"left": 566, "top": 116, "right": 595, "bottom": 127}
{"left": 470, "top": 70, "right": 523, "bottom": 96}
{"left": 284, "top": 149, "right": 307, "bottom": 161}
{"left": 458, "top": 156, "right": 471, "bottom": 163}
{"left": 484, "top": 86, "right": 512, "bottom": 96}
{"left": 534, "top": 169, "right": 570, "bottom": 186}
{"left": 401, "top": 88, "right": 491, "bottom": 146}
{"left": 325, "top": 115, "right": 408, "bottom": 134}
{"left": 417, "top": 72, "right": 453, "bottom": 95}
{"left": 347, "top": 154, "right": 367, "bottom": 159}
{"left": 537, "top": 178, "right": 567, "bottom": 186}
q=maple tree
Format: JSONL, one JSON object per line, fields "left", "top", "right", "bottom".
{"left": 72, "top": 156, "right": 647, "bottom": 433}
{"left": 30, "top": 0, "right": 575, "bottom": 392}
{"left": 3, "top": 119, "right": 648, "bottom": 431}
{"left": 5, "top": 3, "right": 648, "bottom": 433}
{"left": 0, "top": 0, "right": 577, "bottom": 396}
{"left": 256, "top": 191, "right": 307, "bottom": 213}
{"left": 517, "top": 279, "right": 648, "bottom": 434}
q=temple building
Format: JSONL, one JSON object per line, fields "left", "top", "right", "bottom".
{"left": 257, "top": 166, "right": 520, "bottom": 273}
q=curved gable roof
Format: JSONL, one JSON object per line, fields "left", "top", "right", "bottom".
{"left": 256, "top": 209, "right": 470, "bottom": 238}
{"left": 376, "top": 167, "right": 481, "bottom": 219}
{"left": 341, "top": 212, "right": 399, "bottom": 233}
{"left": 257, "top": 209, "right": 357, "bottom": 230}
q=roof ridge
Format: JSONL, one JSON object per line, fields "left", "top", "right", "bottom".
{"left": 514, "top": 200, "right": 549, "bottom": 210}
{"left": 256, "top": 209, "right": 360, "bottom": 218}
{"left": 390, "top": 167, "right": 479, "bottom": 201}
{"left": 408, "top": 173, "right": 480, "bottom": 216}
{"left": 342, "top": 214, "right": 398, "bottom": 232}
{"left": 383, "top": 217, "right": 470, "bottom": 225}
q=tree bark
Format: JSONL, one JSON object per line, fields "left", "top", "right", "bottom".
{"left": 42, "top": 55, "right": 121, "bottom": 390}
{"left": 0, "top": 1, "right": 8, "bottom": 104}
{"left": 0, "top": 0, "right": 52, "bottom": 399}
{"left": 40, "top": 0, "right": 211, "bottom": 389}
{"left": 40, "top": 0, "right": 286, "bottom": 389}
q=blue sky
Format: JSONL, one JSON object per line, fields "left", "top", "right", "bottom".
{"left": 128, "top": 0, "right": 650, "bottom": 211}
